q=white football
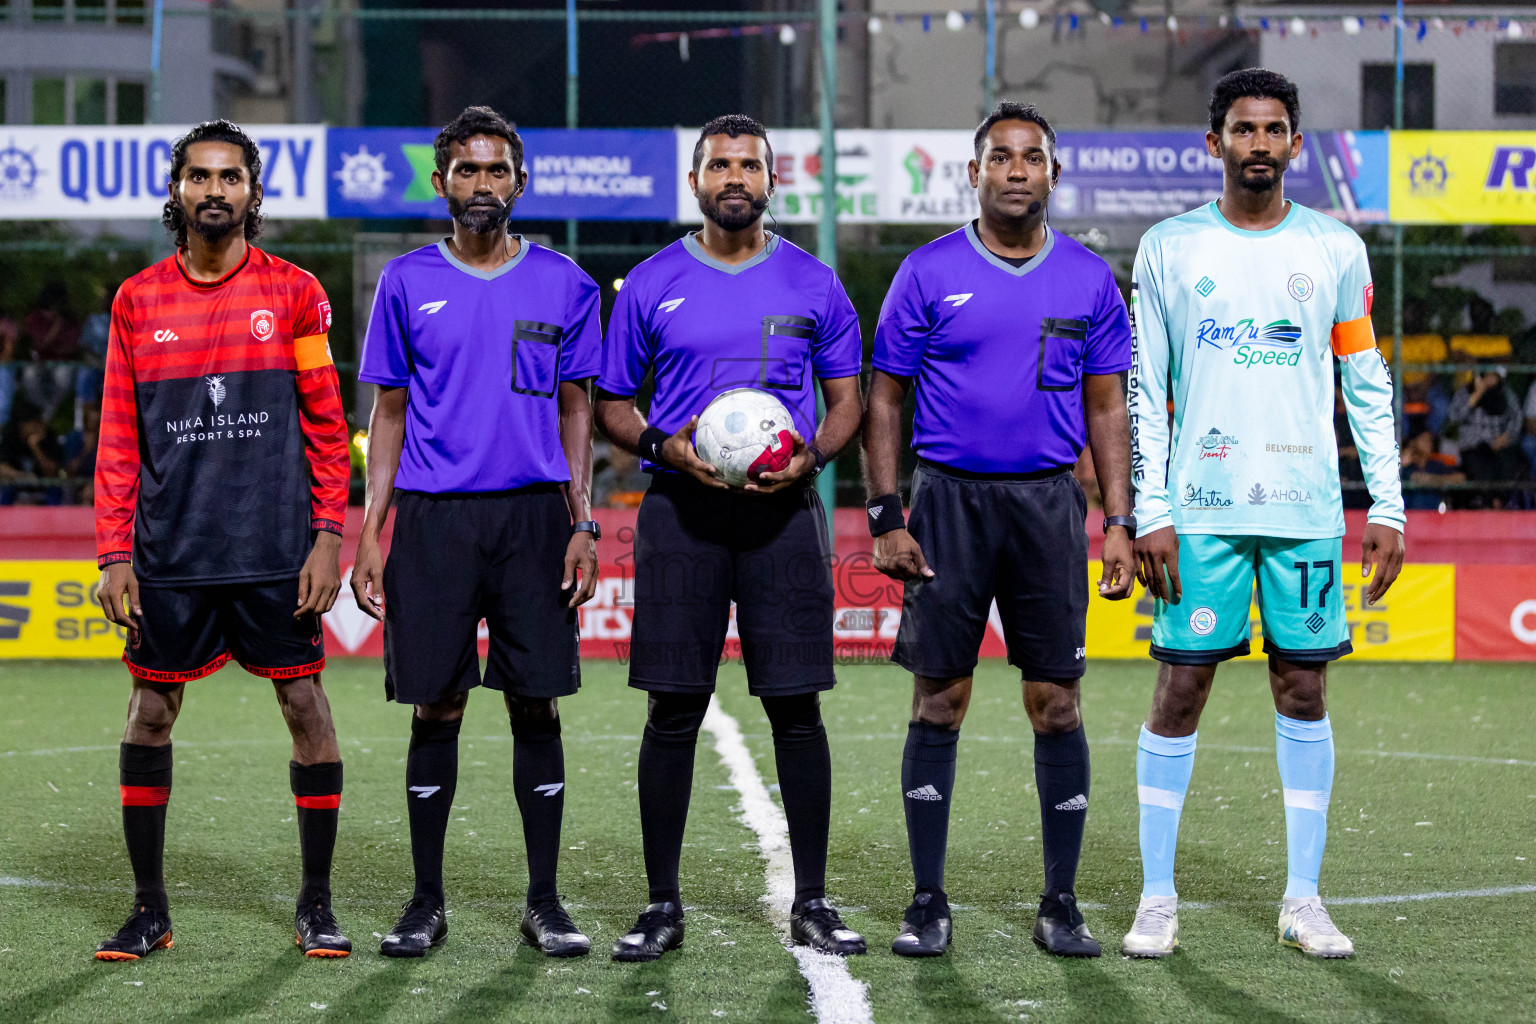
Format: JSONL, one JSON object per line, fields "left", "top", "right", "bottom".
{"left": 693, "top": 388, "right": 797, "bottom": 488}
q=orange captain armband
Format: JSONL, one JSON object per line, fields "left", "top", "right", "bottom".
{"left": 1330, "top": 316, "right": 1376, "bottom": 357}
{"left": 295, "top": 333, "right": 333, "bottom": 371}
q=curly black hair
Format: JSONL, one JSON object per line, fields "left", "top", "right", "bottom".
{"left": 692, "top": 114, "right": 774, "bottom": 175}
{"left": 1209, "top": 68, "right": 1300, "bottom": 134}
{"left": 161, "top": 119, "right": 264, "bottom": 248}
{"left": 973, "top": 101, "right": 1056, "bottom": 159}
{"left": 434, "top": 106, "right": 523, "bottom": 176}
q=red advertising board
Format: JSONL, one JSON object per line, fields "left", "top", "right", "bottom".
{"left": 1455, "top": 564, "right": 1536, "bottom": 661}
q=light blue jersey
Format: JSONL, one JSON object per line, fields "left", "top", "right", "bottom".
{"left": 1129, "top": 200, "right": 1404, "bottom": 539}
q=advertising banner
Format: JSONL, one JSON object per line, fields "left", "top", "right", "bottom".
{"left": 676, "top": 128, "right": 1386, "bottom": 225}
{"left": 0, "top": 557, "right": 1454, "bottom": 663}
{"left": 1455, "top": 564, "right": 1536, "bottom": 660}
{"left": 1390, "top": 131, "right": 1536, "bottom": 225}
{"left": 0, "top": 125, "right": 326, "bottom": 220}
{"left": 328, "top": 128, "right": 675, "bottom": 221}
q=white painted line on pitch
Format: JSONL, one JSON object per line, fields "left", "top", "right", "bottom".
{"left": 702, "top": 698, "right": 873, "bottom": 1024}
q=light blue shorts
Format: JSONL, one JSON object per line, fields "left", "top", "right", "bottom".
{"left": 1150, "top": 534, "right": 1352, "bottom": 665}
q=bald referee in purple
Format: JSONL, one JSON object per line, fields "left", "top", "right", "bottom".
{"left": 351, "top": 106, "right": 599, "bottom": 959}
{"left": 864, "top": 102, "right": 1137, "bottom": 958}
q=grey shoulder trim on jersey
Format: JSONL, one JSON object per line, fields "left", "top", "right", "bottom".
{"left": 681, "top": 231, "right": 779, "bottom": 275}
{"left": 435, "top": 235, "right": 531, "bottom": 280}
{"left": 964, "top": 222, "right": 1055, "bottom": 277}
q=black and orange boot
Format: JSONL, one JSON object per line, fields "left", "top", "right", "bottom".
{"left": 295, "top": 897, "right": 352, "bottom": 958}
{"left": 96, "top": 904, "right": 173, "bottom": 961}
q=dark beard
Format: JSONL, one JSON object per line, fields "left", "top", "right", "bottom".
{"left": 697, "top": 188, "right": 769, "bottom": 231}
{"left": 189, "top": 200, "right": 243, "bottom": 242}
{"left": 447, "top": 194, "right": 513, "bottom": 234}
{"left": 1233, "top": 156, "right": 1284, "bottom": 194}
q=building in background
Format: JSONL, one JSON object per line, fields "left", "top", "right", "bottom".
{"left": 0, "top": 0, "right": 359, "bottom": 126}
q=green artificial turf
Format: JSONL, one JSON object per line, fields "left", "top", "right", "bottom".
{"left": 1, "top": 658, "right": 1533, "bottom": 1023}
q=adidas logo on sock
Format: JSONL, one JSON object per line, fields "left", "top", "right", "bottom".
{"left": 1054, "top": 794, "right": 1088, "bottom": 811}
{"left": 905, "top": 785, "right": 943, "bottom": 802}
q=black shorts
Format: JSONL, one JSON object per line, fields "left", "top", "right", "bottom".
{"left": 383, "top": 487, "right": 580, "bottom": 705}
{"left": 628, "top": 473, "right": 835, "bottom": 696}
{"left": 124, "top": 577, "right": 325, "bottom": 683}
{"left": 893, "top": 460, "right": 1089, "bottom": 681}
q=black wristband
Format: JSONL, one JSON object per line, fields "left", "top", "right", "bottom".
{"left": 639, "top": 426, "right": 671, "bottom": 467}
{"left": 866, "top": 493, "right": 905, "bottom": 537}
{"left": 808, "top": 444, "right": 827, "bottom": 477}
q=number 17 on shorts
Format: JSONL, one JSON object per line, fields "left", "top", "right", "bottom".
{"left": 1150, "top": 535, "right": 1352, "bottom": 665}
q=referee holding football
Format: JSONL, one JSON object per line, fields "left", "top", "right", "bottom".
{"left": 865, "top": 102, "right": 1136, "bottom": 958}
{"left": 594, "top": 115, "right": 866, "bottom": 960}
{"left": 351, "top": 107, "right": 601, "bottom": 958}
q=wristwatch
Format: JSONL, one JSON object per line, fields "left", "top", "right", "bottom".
{"left": 573, "top": 520, "right": 601, "bottom": 540}
{"left": 1102, "top": 515, "right": 1137, "bottom": 539}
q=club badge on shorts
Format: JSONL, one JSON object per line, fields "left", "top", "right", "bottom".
{"left": 1188, "top": 606, "right": 1218, "bottom": 636}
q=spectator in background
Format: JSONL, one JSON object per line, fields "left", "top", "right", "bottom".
{"left": 64, "top": 401, "right": 100, "bottom": 504}
{"left": 1523, "top": 377, "right": 1536, "bottom": 477}
{"left": 1448, "top": 367, "right": 1526, "bottom": 506}
{"left": 0, "top": 399, "right": 66, "bottom": 505}
{"left": 21, "top": 281, "right": 82, "bottom": 424}
{"left": 0, "top": 314, "right": 17, "bottom": 430}
{"left": 1400, "top": 429, "right": 1464, "bottom": 511}
{"left": 592, "top": 441, "right": 650, "bottom": 509}
{"left": 74, "top": 285, "right": 113, "bottom": 428}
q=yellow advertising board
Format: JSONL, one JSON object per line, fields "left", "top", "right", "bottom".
{"left": 1085, "top": 562, "right": 1455, "bottom": 661}
{"left": 1390, "top": 131, "right": 1536, "bottom": 224}
{"left": 0, "top": 561, "right": 131, "bottom": 658}
{"left": 0, "top": 559, "right": 1458, "bottom": 663}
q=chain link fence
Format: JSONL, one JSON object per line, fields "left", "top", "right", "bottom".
{"left": 3, "top": 3, "right": 1534, "bottom": 508}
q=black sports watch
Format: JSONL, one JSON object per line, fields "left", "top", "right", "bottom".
{"left": 572, "top": 520, "right": 601, "bottom": 540}
{"left": 1102, "top": 515, "right": 1137, "bottom": 539}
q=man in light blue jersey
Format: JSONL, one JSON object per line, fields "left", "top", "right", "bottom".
{"left": 1123, "top": 70, "right": 1405, "bottom": 959}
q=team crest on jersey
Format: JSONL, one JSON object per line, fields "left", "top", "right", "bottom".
{"left": 1287, "top": 273, "right": 1315, "bottom": 302}
{"left": 318, "top": 301, "right": 332, "bottom": 330}
{"left": 250, "top": 309, "right": 276, "bottom": 342}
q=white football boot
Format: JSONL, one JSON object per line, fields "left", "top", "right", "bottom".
{"left": 1278, "top": 896, "right": 1355, "bottom": 958}
{"left": 1121, "top": 896, "right": 1179, "bottom": 958}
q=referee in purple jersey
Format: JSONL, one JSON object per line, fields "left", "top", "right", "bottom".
{"left": 864, "top": 102, "right": 1137, "bottom": 958}
{"left": 350, "top": 107, "right": 601, "bottom": 959}
{"left": 594, "top": 115, "right": 866, "bottom": 961}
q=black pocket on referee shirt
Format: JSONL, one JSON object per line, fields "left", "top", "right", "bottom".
{"left": 761, "top": 315, "right": 815, "bottom": 391}
{"left": 512, "top": 320, "right": 563, "bottom": 398}
{"left": 1038, "top": 317, "right": 1087, "bottom": 392}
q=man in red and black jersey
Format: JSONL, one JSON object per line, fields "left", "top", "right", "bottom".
{"left": 92, "top": 121, "right": 353, "bottom": 961}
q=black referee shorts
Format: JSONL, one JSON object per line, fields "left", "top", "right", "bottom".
{"left": 627, "top": 472, "right": 835, "bottom": 696}
{"left": 893, "top": 460, "right": 1089, "bottom": 682}
{"left": 383, "top": 486, "right": 580, "bottom": 705}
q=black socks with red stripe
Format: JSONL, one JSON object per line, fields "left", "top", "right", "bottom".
{"left": 119, "top": 741, "right": 172, "bottom": 914}
{"left": 1034, "top": 725, "right": 1090, "bottom": 901}
{"left": 290, "top": 760, "right": 343, "bottom": 906}
{"left": 406, "top": 715, "right": 461, "bottom": 906}
{"left": 511, "top": 713, "right": 565, "bottom": 905}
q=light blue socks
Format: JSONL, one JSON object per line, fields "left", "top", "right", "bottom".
{"left": 1136, "top": 725, "right": 1197, "bottom": 899}
{"left": 1275, "top": 712, "right": 1334, "bottom": 900}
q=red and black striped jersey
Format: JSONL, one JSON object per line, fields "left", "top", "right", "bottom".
{"left": 95, "top": 245, "right": 350, "bottom": 586}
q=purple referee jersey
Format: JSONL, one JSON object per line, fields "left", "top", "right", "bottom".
{"left": 873, "top": 224, "right": 1132, "bottom": 474}
{"left": 600, "top": 233, "right": 862, "bottom": 471}
{"left": 359, "top": 238, "right": 601, "bottom": 492}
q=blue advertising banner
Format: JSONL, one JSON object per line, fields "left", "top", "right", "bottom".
{"left": 1051, "top": 129, "right": 1386, "bottom": 223}
{"left": 328, "top": 128, "right": 676, "bottom": 220}
{"left": 723, "top": 128, "right": 1389, "bottom": 225}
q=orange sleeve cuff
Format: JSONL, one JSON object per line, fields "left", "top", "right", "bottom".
{"left": 1330, "top": 316, "right": 1376, "bottom": 357}
{"left": 295, "top": 333, "right": 333, "bottom": 371}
